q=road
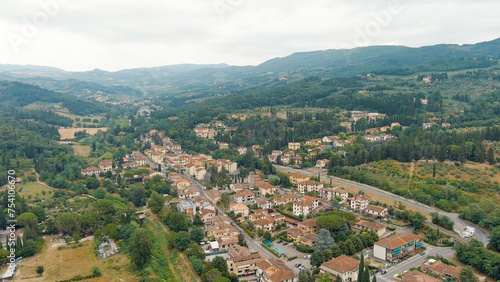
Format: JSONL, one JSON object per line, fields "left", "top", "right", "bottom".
{"left": 275, "top": 165, "right": 490, "bottom": 245}
{"left": 184, "top": 174, "right": 303, "bottom": 275}
{"left": 375, "top": 245, "right": 455, "bottom": 282}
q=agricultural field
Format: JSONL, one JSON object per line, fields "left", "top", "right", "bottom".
{"left": 17, "top": 182, "right": 54, "bottom": 202}
{"left": 72, "top": 144, "right": 91, "bottom": 157}
{"left": 416, "top": 161, "right": 500, "bottom": 185}
{"left": 59, "top": 127, "right": 109, "bottom": 140}
{"left": 11, "top": 238, "right": 136, "bottom": 282}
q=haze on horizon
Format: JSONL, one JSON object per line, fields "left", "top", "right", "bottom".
{"left": 1, "top": 0, "right": 499, "bottom": 72}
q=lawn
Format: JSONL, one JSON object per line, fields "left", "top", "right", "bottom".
{"left": 17, "top": 182, "right": 54, "bottom": 201}
{"left": 12, "top": 238, "right": 137, "bottom": 282}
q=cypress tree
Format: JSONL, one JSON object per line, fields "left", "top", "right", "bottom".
{"left": 357, "top": 253, "right": 365, "bottom": 282}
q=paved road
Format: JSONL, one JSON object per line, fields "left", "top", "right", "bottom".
{"left": 184, "top": 174, "right": 304, "bottom": 275}
{"left": 276, "top": 165, "right": 490, "bottom": 245}
{"left": 375, "top": 244, "right": 455, "bottom": 282}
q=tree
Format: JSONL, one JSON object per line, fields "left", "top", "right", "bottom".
{"left": 372, "top": 275, "right": 377, "bottom": 282}
{"left": 220, "top": 193, "right": 230, "bottom": 208}
{"left": 213, "top": 277, "right": 230, "bottom": 282}
{"left": 212, "top": 256, "right": 228, "bottom": 274}
{"left": 128, "top": 228, "right": 153, "bottom": 270}
{"left": 318, "top": 274, "right": 334, "bottom": 282}
{"left": 298, "top": 269, "right": 315, "bottom": 282}
{"left": 31, "top": 206, "right": 45, "bottom": 222}
{"left": 36, "top": 265, "right": 44, "bottom": 275}
{"left": 94, "top": 187, "right": 106, "bottom": 199}
{"left": 202, "top": 268, "right": 221, "bottom": 282}
{"left": 167, "top": 212, "right": 189, "bottom": 232}
{"left": 16, "top": 212, "right": 38, "bottom": 228}
{"left": 489, "top": 226, "right": 500, "bottom": 251}
{"left": 409, "top": 212, "right": 427, "bottom": 230}
{"left": 73, "top": 232, "right": 81, "bottom": 243}
{"left": 85, "top": 177, "right": 100, "bottom": 189}
{"left": 191, "top": 227, "right": 205, "bottom": 244}
{"left": 263, "top": 231, "right": 272, "bottom": 242}
{"left": 193, "top": 214, "right": 204, "bottom": 226}
{"left": 311, "top": 250, "right": 324, "bottom": 267}
{"left": 174, "top": 231, "right": 191, "bottom": 251}
{"left": 185, "top": 243, "right": 206, "bottom": 260}
{"left": 313, "top": 229, "right": 336, "bottom": 251}
{"left": 129, "top": 186, "right": 147, "bottom": 207}
{"left": 238, "top": 232, "right": 247, "bottom": 247}
{"left": 148, "top": 191, "right": 165, "bottom": 214}
{"left": 316, "top": 215, "right": 345, "bottom": 232}
{"left": 357, "top": 253, "right": 365, "bottom": 282}
{"left": 487, "top": 147, "right": 496, "bottom": 165}
{"left": 459, "top": 266, "right": 477, "bottom": 282}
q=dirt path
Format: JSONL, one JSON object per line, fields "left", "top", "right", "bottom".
{"left": 31, "top": 169, "right": 97, "bottom": 200}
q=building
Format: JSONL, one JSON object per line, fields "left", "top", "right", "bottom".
{"left": 253, "top": 216, "right": 275, "bottom": 231}
{"left": 98, "top": 159, "right": 113, "bottom": 172}
{"left": 374, "top": 233, "right": 423, "bottom": 262}
{"left": 353, "top": 220, "right": 387, "bottom": 237}
{"left": 256, "top": 258, "right": 298, "bottom": 282}
{"left": 233, "top": 189, "right": 255, "bottom": 205}
{"left": 258, "top": 182, "right": 276, "bottom": 196}
{"left": 297, "top": 180, "right": 324, "bottom": 194}
{"left": 200, "top": 209, "right": 216, "bottom": 224}
{"left": 392, "top": 270, "right": 441, "bottom": 282}
{"left": 81, "top": 166, "right": 101, "bottom": 176}
{"left": 293, "top": 199, "right": 315, "bottom": 216}
{"left": 227, "top": 245, "right": 263, "bottom": 277}
{"left": 365, "top": 205, "right": 389, "bottom": 218}
{"left": 288, "top": 173, "right": 310, "bottom": 186}
{"left": 320, "top": 255, "right": 360, "bottom": 282}
{"left": 288, "top": 142, "right": 301, "bottom": 150}
{"left": 255, "top": 198, "right": 272, "bottom": 210}
{"left": 238, "top": 147, "right": 248, "bottom": 155}
{"left": 177, "top": 200, "right": 196, "bottom": 216}
{"left": 230, "top": 203, "right": 249, "bottom": 217}
{"left": 205, "top": 189, "right": 221, "bottom": 204}
{"left": 298, "top": 217, "right": 318, "bottom": 234}
{"left": 316, "top": 159, "right": 330, "bottom": 168}
{"left": 349, "top": 194, "right": 371, "bottom": 211}
{"left": 420, "top": 259, "right": 461, "bottom": 280}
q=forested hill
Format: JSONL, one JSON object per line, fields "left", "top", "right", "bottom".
{"left": 0, "top": 38, "right": 499, "bottom": 99}
{"left": 0, "top": 81, "right": 109, "bottom": 116}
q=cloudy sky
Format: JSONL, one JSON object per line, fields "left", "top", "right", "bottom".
{"left": 1, "top": 0, "right": 499, "bottom": 71}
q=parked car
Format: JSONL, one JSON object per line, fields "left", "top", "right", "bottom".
{"left": 310, "top": 266, "right": 317, "bottom": 270}
{"left": 300, "top": 265, "right": 307, "bottom": 271}
{"left": 381, "top": 271, "right": 387, "bottom": 275}
{"left": 295, "top": 264, "right": 302, "bottom": 268}
{"left": 420, "top": 251, "right": 426, "bottom": 256}
{"left": 277, "top": 240, "right": 283, "bottom": 244}
{"left": 304, "top": 255, "right": 311, "bottom": 260}
{"left": 283, "top": 242, "right": 288, "bottom": 246}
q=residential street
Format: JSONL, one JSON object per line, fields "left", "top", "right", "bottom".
{"left": 275, "top": 165, "right": 490, "bottom": 245}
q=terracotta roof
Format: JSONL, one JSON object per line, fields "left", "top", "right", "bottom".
{"left": 400, "top": 270, "right": 441, "bottom": 282}
{"left": 425, "top": 260, "right": 461, "bottom": 278}
{"left": 356, "top": 220, "right": 385, "bottom": 230}
{"left": 299, "top": 217, "right": 318, "bottom": 227}
{"left": 234, "top": 189, "right": 255, "bottom": 197}
{"left": 230, "top": 203, "right": 249, "bottom": 211}
{"left": 303, "top": 195, "right": 320, "bottom": 201}
{"left": 366, "top": 205, "right": 387, "bottom": 213}
{"left": 82, "top": 166, "right": 100, "bottom": 173}
{"left": 287, "top": 227, "right": 305, "bottom": 236}
{"left": 253, "top": 217, "right": 275, "bottom": 226}
{"left": 294, "top": 199, "right": 313, "bottom": 207}
{"left": 375, "top": 233, "right": 421, "bottom": 250}
{"left": 321, "top": 255, "right": 359, "bottom": 273}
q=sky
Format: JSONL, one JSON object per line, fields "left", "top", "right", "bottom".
{"left": 1, "top": 0, "right": 499, "bottom": 72}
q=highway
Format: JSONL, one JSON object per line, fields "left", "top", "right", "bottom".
{"left": 275, "top": 165, "right": 490, "bottom": 245}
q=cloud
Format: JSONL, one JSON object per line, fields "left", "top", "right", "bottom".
{"left": 0, "top": 0, "right": 499, "bottom": 71}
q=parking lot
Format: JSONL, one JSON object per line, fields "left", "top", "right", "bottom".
{"left": 271, "top": 240, "right": 313, "bottom": 274}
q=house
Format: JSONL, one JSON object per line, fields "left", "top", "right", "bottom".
{"left": 365, "top": 205, "right": 389, "bottom": 218}
{"left": 288, "top": 142, "right": 301, "bottom": 150}
{"left": 271, "top": 150, "right": 283, "bottom": 156}
{"left": 303, "top": 196, "right": 320, "bottom": 209}
{"left": 273, "top": 193, "right": 300, "bottom": 206}
{"left": 233, "top": 189, "right": 255, "bottom": 205}
{"left": 200, "top": 209, "right": 216, "bottom": 224}
{"left": 258, "top": 182, "right": 276, "bottom": 196}
{"left": 301, "top": 233, "right": 318, "bottom": 247}
{"left": 380, "top": 126, "right": 391, "bottom": 132}
{"left": 227, "top": 245, "right": 263, "bottom": 277}
{"left": 255, "top": 198, "right": 272, "bottom": 210}
{"left": 442, "top": 122, "right": 451, "bottom": 128}
{"left": 354, "top": 220, "right": 387, "bottom": 237}
{"left": 195, "top": 167, "right": 206, "bottom": 181}
{"left": 420, "top": 259, "right": 461, "bottom": 280}
{"left": 217, "top": 159, "right": 238, "bottom": 173}
{"left": 392, "top": 270, "right": 441, "bottom": 282}
{"left": 316, "top": 159, "right": 330, "bottom": 168}
{"left": 391, "top": 122, "right": 401, "bottom": 128}
{"left": 379, "top": 134, "right": 394, "bottom": 141}
{"left": 349, "top": 194, "right": 371, "bottom": 211}
{"left": 333, "top": 140, "right": 345, "bottom": 148}
{"left": 293, "top": 199, "right": 315, "bottom": 216}
{"left": 219, "top": 142, "right": 229, "bottom": 149}
{"left": 321, "top": 187, "right": 349, "bottom": 202}
{"left": 306, "top": 139, "right": 322, "bottom": 146}
{"left": 230, "top": 203, "right": 249, "bottom": 217}
{"left": 320, "top": 255, "right": 360, "bottom": 282}
{"left": 256, "top": 258, "right": 298, "bottom": 282}
{"left": 365, "top": 128, "right": 379, "bottom": 134}
{"left": 177, "top": 200, "right": 196, "bottom": 216}
{"left": 237, "top": 147, "right": 248, "bottom": 155}
{"left": 363, "top": 135, "right": 381, "bottom": 142}
{"left": 253, "top": 216, "right": 275, "bottom": 231}
{"left": 98, "top": 160, "right": 113, "bottom": 172}
{"left": 423, "top": 122, "right": 437, "bottom": 129}
{"left": 322, "top": 136, "right": 339, "bottom": 143}
{"left": 230, "top": 183, "right": 250, "bottom": 192}
{"left": 374, "top": 233, "right": 423, "bottom": 262}
{"left": 288, "top": 173, "right": 310, "bottom": 186}
{"left": 217, "top": 237, "right": 238, "bottom": 251}
{"left": 298, "top": 217, "right": 318, "bottom": 234}
{"left": 81, "top": 166, "right": 101, "bottom": 176}
{"left": 121, "top": 162, "right": 138, "bottom": 169}
{"left": 174, "top": 179, "right": 191, "bottom": 189}
{"left": 205, "top": 189, "right": 221, "bottom": 204}
{"left": 286, "top": 227, "right": 307, "bottom": 243}
{"left": 297, "top": 180, "right": 324, "bottom": 194}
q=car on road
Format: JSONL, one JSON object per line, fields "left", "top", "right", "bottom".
{"left": 381, "top": 271, "right": 387, "bottom": 275}
{"left": 283, "top": 242, "right": 288, "bottom": 246}
{"left": 295, "top": 264, "right": 302, "bottom": 268}
{"left": 304, "top": 255, "right": 311, "bottom": 259}
{"left": 420, "top": 251, "right": 426, "bottom": 256}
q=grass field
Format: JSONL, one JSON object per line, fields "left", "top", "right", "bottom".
{"left": 17, "top": 182, "right": 53, "bottom": 201}
{"left": 12, "top": 239, "right": 137, "bottom": 282}
{"left": 59, "top": 127, "right": 109, "bottom": 140}
{"left": 72, "top": 144, "right": 91, "bottom": 157}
